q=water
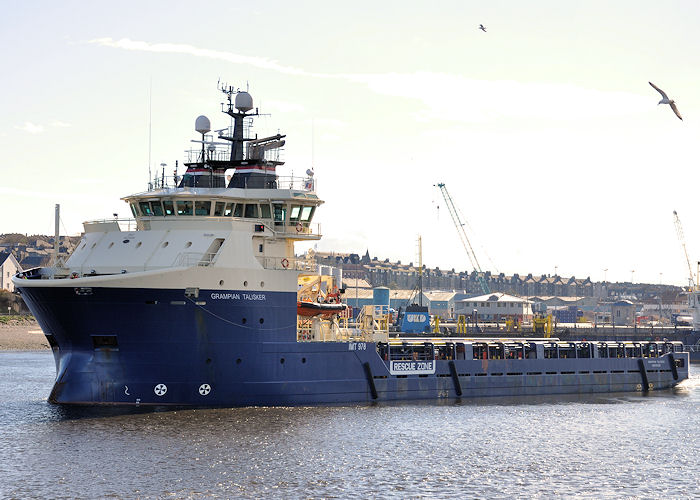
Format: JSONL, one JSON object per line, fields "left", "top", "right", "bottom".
{"left": 1, "top": 351, "right": 699, "bottom": 499}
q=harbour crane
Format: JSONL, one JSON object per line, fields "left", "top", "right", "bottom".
{"left": 673, "top": 210, "right": 696, "bottom": 290}
{"left": 436, "top": 183, "right": 490, "bottom": 294}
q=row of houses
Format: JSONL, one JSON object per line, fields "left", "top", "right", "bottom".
{"left": 340, "top": 278, "right": 689, "bottom": 326}
{"left": 312, "top": 250, "right": 603, "bottom": 297}
{"left": 0, "top": 234, "right": 83, "bottom": 292}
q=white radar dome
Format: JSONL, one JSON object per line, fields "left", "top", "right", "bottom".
{"left": 235, "top": 92, "right": 254, "bottom": 112}
{"left": 195, "top": 115, "right": 211, "bottom": 135}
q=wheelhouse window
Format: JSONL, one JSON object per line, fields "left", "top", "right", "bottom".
{"left": 273, "top": 203, "right": 286, "bottom": 225}
{"left": 224, "top": 202, "right": 234, "bottom": 216}
{"left": 150, "top": 201, "right": 164, "bottom": 216}
{"left": 213, "top": 202, "right": 226, "bottom": 216}
{"left": 195, "top": 201, "right": 211, "bottom": 216}
{"left": 233, "top": 203, "right": 243, "bottom": 218}
{"left": 260, "top": 204, "right": 271, "bottom": 219}
{"left": 130, "top": 203, "right": 138, "bottom": 218}
{"left": 300, "top": 206, "right": 314, "bottom": 221}
{"left": 163, "top": 200, "right": 175, "bottom": 215}
{"left": 176, "top": 200, "right": 193, "bottom": 216}
{"left": 289, "top": 205, "right": 301, "bottom": 223}
{"left": 139, "top": 201, "right": 153, "bottom": 216}
{"left": 244, "top": 204, "right": 259, "bottom": 218}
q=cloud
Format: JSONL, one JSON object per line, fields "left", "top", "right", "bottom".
{"left": 14, "top": 121, "right": 72, "bottom": 134}
{"left": 90, "top": 37, "right": 651, "bottom": 123}
{"left": 15, "top": 122, "right": 44, "bottom": 134}
{"left": 342, "top": 72, "right": 651, "bottom": 122}
{"left": 89, "top": 37, "right": 318, "bottom": 77}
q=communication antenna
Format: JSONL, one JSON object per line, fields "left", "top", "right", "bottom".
{"left": 311, "top": 118, "right": 315, "bottom": 172}
{"left": 148, "top": 78, "right": 152, "bottom": 189}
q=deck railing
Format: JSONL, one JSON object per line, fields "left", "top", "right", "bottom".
{"left": 263, "top": 257, "right": 317, "bottom": 272}
{"left": 143, "top": 173, "right": 317, "bottom": 193}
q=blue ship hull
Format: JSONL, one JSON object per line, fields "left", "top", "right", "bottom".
{"left": 18, "top": 285, "right": 690, "bottom": 406}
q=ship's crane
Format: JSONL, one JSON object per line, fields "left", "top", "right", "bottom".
{"left": 436, "top": 183, "right": 490, "bottom": 294}
{"left": 673, "top": 210, "right": 696, "bottom": 290}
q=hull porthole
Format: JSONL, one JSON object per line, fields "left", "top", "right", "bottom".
{"left": 154, "top": 383, "right": 168, "bottom": 396}
{"left": 199, "top": 384, "right": 211, "bottom": 396}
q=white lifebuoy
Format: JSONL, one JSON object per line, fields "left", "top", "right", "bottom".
{"left": 281, "top": 258, "right": 289, "bottom": 269}
{"left": 296, "top": 222, "right": 303, "bottom": 232}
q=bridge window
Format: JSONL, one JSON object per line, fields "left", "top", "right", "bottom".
{"left": 300, "top": 206, "right": 314, "bottom": 221}
{"left": 130, "top": 203, "right": 138, "bottom": 217}
{"left": 195, "top": 201, "right": 211, "bottom": 216}
{"left": 289, "top": 205, "right": 301, "bottom": 222}
{"left": 150, "top": 201, "right": 164, "bottom": 216}
{"left": 163, "top": 200, "right": 175, "bottom": 215}
{"left": 273, "top": 204, "right": 287, "bottom": 225}
{"left": 224, "top": 202, "right": 234, "bottom": 216}
{"left": 260, "top": 204, "right": 271, "bottom": 218}
{"left": 213, "top": 202, "right": 226, "bottom": 216}
{"left": 233, "top": 203, "right": 243, "bottom": 217}
{"left": 244, "top": 204, "right": 259, "bottom": 218}
{"left": 176, "top": 200, "right": 193, "bottom": 216}
{"left": 139, "top": 201, "right": 153, "bottom": 216}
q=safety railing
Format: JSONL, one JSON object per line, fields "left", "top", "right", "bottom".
{"left": 143, "top": 173, "right": 317, "bottom": 193}
{"left": 83, "top": 218, "right": 138, "bottom": 232}
{"left": 296, "top": 318, "right": 387, "bottom": 343}
{"left": 262, "top": 257, "right": 317, "bottom": 271}
{"left": 270, "top": 222, "right": 322, "bottom": 238}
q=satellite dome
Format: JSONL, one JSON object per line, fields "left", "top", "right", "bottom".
{"left": 235, "top": 91, "right": 254, "bottom": 112}
{"left": 195, "top": 115, "right": 211, "bottom": 135}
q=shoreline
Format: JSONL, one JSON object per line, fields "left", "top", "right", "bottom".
{"left": 0, "top": 318, "right": 50, "bottom": 351}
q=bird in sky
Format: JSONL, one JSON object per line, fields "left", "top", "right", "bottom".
{"left": 649, "top": 82, "right": 683, "bottom": 121}
{"left": 479, "top": 24, "right": 487, "bottom": 32}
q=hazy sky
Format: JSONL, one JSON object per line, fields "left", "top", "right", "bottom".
{"left": 2, "top": 1, "right": 700, "bottom": 286}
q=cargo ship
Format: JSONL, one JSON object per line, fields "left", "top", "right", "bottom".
{"left": 13, "top": 84, "right": 690, "bottom": 406}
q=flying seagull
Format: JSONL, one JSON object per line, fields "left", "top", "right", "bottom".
{"left": 479, "top": 24, "right": 487, "bottom": 32}
{"left": 649, "top": 82, "right": 682, "bottom": 121}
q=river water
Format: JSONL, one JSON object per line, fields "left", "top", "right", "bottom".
{"left": 1, "top": 351, "right": 698, "bottom": 499}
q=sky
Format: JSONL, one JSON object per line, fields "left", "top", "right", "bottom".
{"left": 2, "top": 1, "right": 700, "bottom": 286}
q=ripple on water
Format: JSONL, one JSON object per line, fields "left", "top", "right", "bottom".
{"left": 0, "top": 352, "right": 698, "bottom": 498}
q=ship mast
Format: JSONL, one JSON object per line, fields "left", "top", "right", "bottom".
{"left": 217, "top": 83, "right": 258, "bottom": 161}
